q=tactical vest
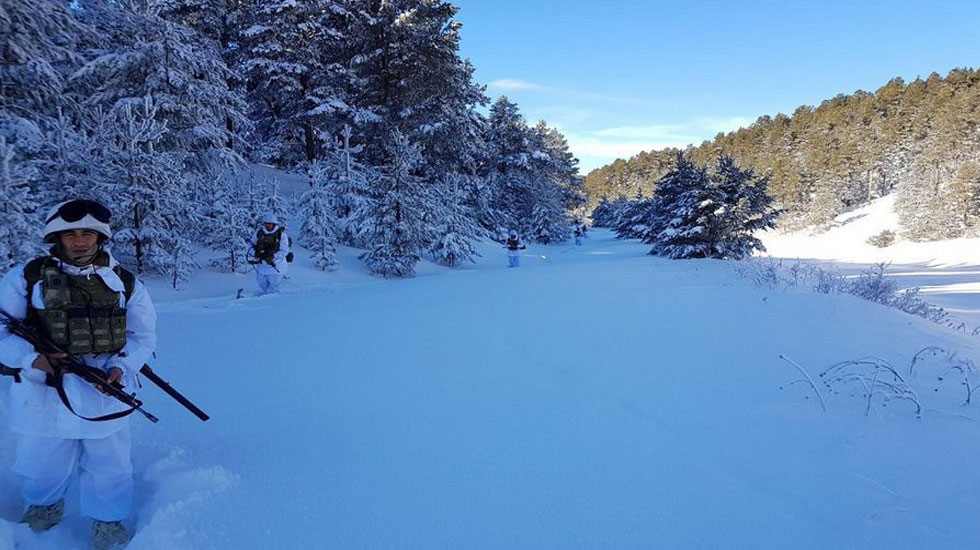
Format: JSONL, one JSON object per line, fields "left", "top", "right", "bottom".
{"left": 24, "top": 256, "right": 133, "bottom": 356}
{"left": 507, "top": 237, "right": 521, "bottom": 251}
{"left": 254, "top": 228, "right": 284, "bottom": 262}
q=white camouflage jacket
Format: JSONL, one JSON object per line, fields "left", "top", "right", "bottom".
{"left": 0, "top": 251, "right": 157, "bottom": 439}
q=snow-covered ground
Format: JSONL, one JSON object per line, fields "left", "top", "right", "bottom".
{"left": 762, "top": 194, "right": 980, "bottom": 329}
{"left": 4, "top": 216, "right": 980, "bottom": 549}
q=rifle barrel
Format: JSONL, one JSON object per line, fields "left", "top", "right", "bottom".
{"left": 139, "top": 365, "right": 210, "bottom": 421}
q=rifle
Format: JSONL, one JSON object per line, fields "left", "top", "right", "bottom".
{"left": 243, "top": 236, "right": 281, "bottom": 273}
{"left": 0, "top": 310, "right": 208, "bottom": 423}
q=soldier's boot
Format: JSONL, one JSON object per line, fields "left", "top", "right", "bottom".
{"left": 20, "top": 500, "right": 65, "bottom": 532}
{"left": 91, "top": 520, "right": 130, "bottom": 550}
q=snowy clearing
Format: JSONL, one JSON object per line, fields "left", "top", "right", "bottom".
{"left": 3, "top": 227, "right": 980, "bottom": 549}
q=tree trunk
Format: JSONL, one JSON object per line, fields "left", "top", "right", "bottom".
{"left": 304, "top": 122, "right": 316, "bottom": 164}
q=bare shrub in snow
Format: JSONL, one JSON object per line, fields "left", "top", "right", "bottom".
{"left": 778, "top": 355, "right": 827, "bottom": 412}
{"left": 907, "top": 347, "right": 980, "bottom": 405}
{"left": 936, "top": 357, "right": 979, "bottom": 405}
{"left": 820, "top": 358, "right": 922, "bottom": 418}
{"left": 866, "top": 230, "right": 896, "bottom": 248}
{"left": 736, "top": 260, "right": 948, "bottom": 324}
{"left": 732, "top": 257, "right": 782, "bottom": 289}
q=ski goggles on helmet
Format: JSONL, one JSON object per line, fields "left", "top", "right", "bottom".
{"left": 46, "top": 199, "right": 112, "bottom": 224}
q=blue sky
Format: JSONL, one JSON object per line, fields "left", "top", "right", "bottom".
{"left": 452, "top": 0, "right": 980, "bottom": 173}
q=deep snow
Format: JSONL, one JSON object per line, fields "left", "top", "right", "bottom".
{"left": 762, "top": 195, "right": 980, "bottom": 329}
{"left": 2, "top": 222, "right": 980, "bottom": 549}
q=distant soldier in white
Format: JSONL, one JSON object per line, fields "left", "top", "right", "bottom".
{"left": 574, "top": 226, "right": 584, "bottom": 246}
{"left": 249, "top": 211, "right": 290, "bottom": 295}
{"left": 0, "top": 199, "right": 157, "bottom": 550}
{"left": 504, "top": 230, "right": 526, "bottom": 268}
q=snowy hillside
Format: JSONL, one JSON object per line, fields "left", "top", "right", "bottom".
{"left": 762, "top": 194, "right": 980, "bottom": 266}
{"left": 761, "top": 195, "right": 980, "bottom": 328}
{"left": 4, "top": 230, "right": 980, "bottom": 549}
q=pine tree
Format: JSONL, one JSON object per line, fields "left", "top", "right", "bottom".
{"left": 710, "top": 155, "right": 778, "bottom": 259}
{"left": 0, "top": 0, "right": 86, "bottom": 132}
{"left": 73, "top": 0, "right": 248, "bottom": 174}
{"left": 363, "top": 131, "right": 428, "bottom": 277}
{"left": 0, "top": 138, "right": 40, "bottom": 269}
{"left": 347, "top": 0, "right": 487, "bottom": 177}
{"left": 237, "top": 0, "right": 352, "bottom": 166}
{"left": 648, "top": 155, "right": 722, "bottom": 259}
{"left": 99, "top": 96, "right": 186, "bottom": 276}
{"left": 324, "top": 126, "right": 376, "bottom": 248}
{"left": 948, "top": 162, "right": 980, "bottom": 234}
{"left": 203, "top": 172, "right": 252, "bottom": 273}
{"left": 527, "top": 179, "right": 570, "bottom": 244}
{"left": 162, "top": 235, "right": 197, "bottom": 290}
{"left": 37, "top": 110, "right": 103, "bottom": 204}
{"left": 300, "top": 159, "right": 340, "bottom": 271}
{"left": 261, "top": 177, "right": 290, "bottom": 227}
{"left": 613, "top": 198, "right": 657, "bottom": 240}
{"left": 431, "top": 173, "right": 481, "bottom": 268}
{"left": 485, "top": 96, "right": 532, "bottom": 231}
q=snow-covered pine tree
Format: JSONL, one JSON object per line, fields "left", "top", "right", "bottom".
{"left": 710, "top": 155, "right": 778, "bottom": 259}
{"left": 263, "top": 177, "right": 290, "bottom": 228}
{"left": 590, "top": 197, "right": 618, "bottom": 227}
{"left": 613, "top": 198, "right": 657, "bottom": 240}
{"left": 463, "top": 171, "right": 500, "bottom": 238}
{"left": 347, "top": 0, "right": 487, "bottom": 179}
{"left": 325, "top": 126, "right": 376, "bottom": 248}
{"left": 431, "top": 173, "right": 481, "bottom": 268}
{"left": 100, "top": 96, "right": 186, "bottom": 276}
{"left": 161, "top": 234, "right": 197, "bottom": 290}
{"left": 484, "top": 96, "right": 532, "bottom": 232}
{"left": 0, "top": 0, "right": 93, "bottom": 220}
{"left": 363, "top": 131, "right": 428, "bottom": 277}
{"left": 0, "top": 137, "right": 40, "bottom": 270}
{"left": 242, "top": 170, "right": 263, "bottom": 227}
{"left": 0, "top": 0, "right": 87, "bottom": 133}
{"left": 36, "top": 109, "right": 103, "bottom": 204}
{"left": 237, "top": 0, "right": 353, "bottom": 167}
{"left": 203, "top": 171, "right": 252, "bottom": 273}
{"left": 300, "top": 160, "right": 340, "bottom": 271}
{"left": 533, "top": 120, "right": 585, "bottom": 215}
{"left": 648, "top": 154, "right": 724, "bottom": 259}
{"left": 527, "top": 179, "right": 570, "bottom": 244}
{"left": 72, "top": 0, "right": 248, "bottom": 176}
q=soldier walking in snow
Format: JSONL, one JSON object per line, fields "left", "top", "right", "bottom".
{"left": 504, "top": 230, "right": 526, "bottom": 268}
{"left": 0, "top": 199, "right": 157, "bottom": 550}
{"left": 574, "top": 226, "right": 583, "bottom": 246}
{"left": 249, "top": 211, "right": 290, "bottom": 295}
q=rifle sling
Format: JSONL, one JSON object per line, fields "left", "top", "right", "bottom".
{"left": 50, "top": 366, "right": 138, "bottom": 422}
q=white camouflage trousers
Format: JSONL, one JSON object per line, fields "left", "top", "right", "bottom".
{"left": 14, "top": 425, "right": 133, "bottom": 522}
{"left": 255, "top": 272, "right": 282, "bottom": 295}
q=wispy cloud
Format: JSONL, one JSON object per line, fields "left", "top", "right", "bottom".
{"left": 487, "top": 78, "right": 640, "bottom": 104}
{"left": 565, "top": 117, "right": 753, "bottom": 172}
{"left": 488, "top": 79, "right": 547, "bottom": 92}
{"left": 594, "top": 117, "right": 753, "bottom": 142}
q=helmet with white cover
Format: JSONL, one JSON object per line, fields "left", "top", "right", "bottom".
{"left": 43, "top": 199, "right": 112, "bottom": 242}
{"left": 260, "top": 211, "right": 279, "bottom": 226}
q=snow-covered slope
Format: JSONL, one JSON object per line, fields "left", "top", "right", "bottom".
{"left": 761, "top": 195, "right": 980, "bottom": 329}
{"left": 762, "top": 194, "right": 980, "bottom": 266}
{"left": 3, "top": 231, "right": 980, "bottom": 549}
